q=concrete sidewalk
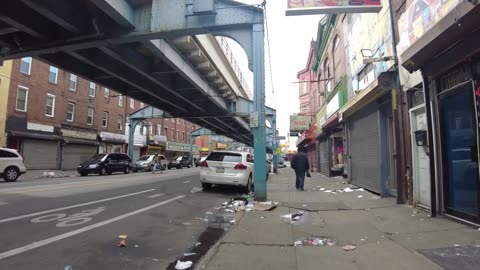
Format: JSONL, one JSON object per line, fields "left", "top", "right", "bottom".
{"left": 201, "top": 169, "right": 480, "bottom": 270}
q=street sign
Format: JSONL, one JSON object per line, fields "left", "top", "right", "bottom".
{"left": 277, "top": 136, "right": 286, "bottom": 140}
{"left": 290, "top": 132, "right": 299, "bottom": 136}
{"left": 276, "top": 148, "right": 281, "bottom": 154}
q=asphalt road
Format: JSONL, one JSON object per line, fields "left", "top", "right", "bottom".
{"left": 0, "top": 168, "right": 240, "bottom": 270}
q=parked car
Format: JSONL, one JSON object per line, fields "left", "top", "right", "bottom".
{"left": 278, "top": 158, "right": 286, "bottom": 168}
{"left": 132, "top": 154, "right": 167, "bottom": 172}
{"left": 77, "top": 153, "right": 132, "bottom": 176}
{"left": 200, "top": 151, "right": 254, "bottom": 192}
{"left": 195, "top": 156, "right": 207, "bottom": 167}
{"left": 0, "top": 147, "right": 27, "bottom": 182}
{"left": 168, "top": 156, "right": 192, "bottom": 169}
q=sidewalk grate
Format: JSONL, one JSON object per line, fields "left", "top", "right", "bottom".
{"left": 418, "top": 245, "right": 480, "bottom": 270}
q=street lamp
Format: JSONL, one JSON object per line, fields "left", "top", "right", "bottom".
{"left": 361, "top": 48, "right": 396, "bottom": 64}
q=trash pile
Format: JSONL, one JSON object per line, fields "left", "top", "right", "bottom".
{"left": 293, "top": 237, "right": 336, "bottom": 247}
{"left": 219, "top": 193, "right": 278, "bottom": 213}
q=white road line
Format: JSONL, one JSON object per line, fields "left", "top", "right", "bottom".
{"left": 183, "top": 181, "right": 191, "bottom": 184}
{"left": 147, "top": 193, "right": 165, "bottom": 199}
{"left": 0, "top": 195, "right": 185, "bottom": 261}
{"left": 0, "top": 189, "right": 155, "bottom": 224}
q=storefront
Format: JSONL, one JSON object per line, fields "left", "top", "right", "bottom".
{"left": 398, "top": 0, "right": 480, "bottom": 223}
{"left": 165, "top": 141, "right": 199, "bottom": 161}
{"left": 146, "top": 135, "right": 166, "bottom": 156}
{"left": 99, "top": 131, "right": 127, "bottom": 155}
{"left": 296, "top": 125, "right": 317, "bottom": 172}
{"left": 61, "top": 128, "right": 98, "bottom": 170}
{"left": 341, "top": 77, "right": 395, "bottom": 196}
{"left": 322, "top": 113, "right": 343, "bottom": 176}
{"left": 5, "top": 119, "right": 61, "bottom": 169}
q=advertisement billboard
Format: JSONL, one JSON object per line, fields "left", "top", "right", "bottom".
{"left": 290, "top": 115, "right": 310, "bottom": 132}
{"left": 286, "top": 0, "right": 382, "bottom": 16}
{"left": 397, "top": 0, "right": 460, "bottom": 55}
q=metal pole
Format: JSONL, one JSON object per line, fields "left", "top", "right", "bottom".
{"left": 127, "top": 118, "right": 136, "bottom": 159}
{"left": 189, "top": 134, "right": 194, "bottom": 167}
{"left": 253, "top": 22, "right": 267, "bottom": 201}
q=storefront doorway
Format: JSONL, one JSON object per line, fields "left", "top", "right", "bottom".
{"left": 438, "top": 81, "right": 479, "bottom": 223}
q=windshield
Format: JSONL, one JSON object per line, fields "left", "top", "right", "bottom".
{"left": 138, "top": 155, "right": 151, "bottom": 161}
{"left": 89, "top": 154, "right": 107, "bottom": 161}
{"left": 176, "top": 157, "right": 183, "bottom": 161}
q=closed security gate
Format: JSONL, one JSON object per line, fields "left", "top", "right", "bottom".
{"left": 23, "top": 139, "right": 58, "bottom": 169}
{"left": 318, "top": 139, "right": 330, "bottom": 176}
{"left": 348, "top": 104, "right": 381, "bottom": 193}
{"left": 63, "top": 144, "right": 97, "bottom": 170}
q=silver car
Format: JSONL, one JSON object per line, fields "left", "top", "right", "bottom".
{"left": 132, "top": 155, "right": 167, "bottom": 172}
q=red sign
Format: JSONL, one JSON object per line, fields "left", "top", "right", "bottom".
{"left": 286, "top": 0, "right": 382, "bottom": 15}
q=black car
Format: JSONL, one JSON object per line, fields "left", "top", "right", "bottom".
{"left": 195, "top": 156, "right": 207, "bottom": 167}
{"left": 168, "top": 156, "right": 191, "bottom": 169}
{"left": 77, "top": 153, "right": 132, "bottom": 176}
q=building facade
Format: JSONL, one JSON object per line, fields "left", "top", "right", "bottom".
{"left": 0, "top": 60, "right": 13, "bottom": 147}
{"left": 398, "top": 0, "right": 480, "bottom": 224}
{"left": 4, "top": 57, "right": 201, "bottom": 170}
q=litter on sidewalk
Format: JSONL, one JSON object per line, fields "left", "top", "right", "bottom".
{"left": 281, "top": 212, "right": 307, "bottom": 224}
{"left": 175, "top": 260, "right": 193, "bottom": 270}
{"left": 294, "top": 237, "right": 336, "bottom": 247}
{"left": 343, "top": 245, "right": 357, "bottom": 251}
{"left": 190, "top": 187, "right": 203, "bottom": 193}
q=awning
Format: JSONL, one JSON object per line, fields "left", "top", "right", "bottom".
{"left": 399, "top": 1, "right": 480, "bottom": 73}
{"left": 64, "top": 138, "right": 99, "bottom": 146}
{"left": 8, "top": 130, "right": 62, "bottom": 141}
{"left": 322, "top": 113, "right": 340, "bottom": 130}
{"left": 340, "top": 78, "right": 385, "bottom": 118}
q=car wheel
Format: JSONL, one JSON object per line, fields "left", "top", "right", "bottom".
{"left": 80, "top": 172, "right": 88, "bottom": 177}
{"left": 107, "top": 170, "right": 113, "bottom": 175}
{"left": 178, "top": 165, "right": 181, "bottom": 169}
{"left": 100, "top": 168, "right": 107, "bottom": 176}
{"left": 124, "top": 166, "right": 130, "bottom": 174}
{"left": 163, "top": 164, "right": 167, "bottom": 170}
{"left": 188, "top": 164, "right": 191, "bottom": 168}
{"left": 149, "top": 165, "right": 154, "bottom": 172}
{"left": 202, "top": 183, "right": 212, "bottom": 190}
{"left": 168, "top": 166, "right": 171, "bottom": 170}
{"left": 3, "top": 167, "right": 19, "bottom": 182}
{"left": 246, "top": 174, "right": 253, "bottom": 193}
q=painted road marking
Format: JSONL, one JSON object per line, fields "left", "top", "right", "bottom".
{"left": 147, "top": 193, "right": 165, "bottom": 199}
{"left": 0, "top": 195, "right": 185, "bottom": 261}
{"left": 0, "top": 189, "right": 155, "bottom": 224}
{"left": 183, "top": 181, "right": 191, "bottom": 184}
{"left": 31, "top": 207, "right": 106, "bottom": 227}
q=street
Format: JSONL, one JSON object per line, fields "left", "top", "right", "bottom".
{"left": 0, "top": 168, "right": 236, "bottom": 270}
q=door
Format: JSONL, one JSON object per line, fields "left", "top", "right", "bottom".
{"left": 23, "top": 139, "right": 58, "bottom": 169}
{"left": 62, "top": 144, "right": 97, "bottom": 170}
{"left": 410, "top": 106, "right": 431, "bottom": 208}
{"left": 439, "top": 81, "right": 480, "bottom": 222}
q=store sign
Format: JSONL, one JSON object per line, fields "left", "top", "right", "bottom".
{"left": 100, "top": 131, "right": 127, "bottom": 142}
{"left": 166, "top": 141, "right": 199, "bottom": 152}
{"left": 290, "top": 115, "right": 310, "bottom": 132}
{"left": 216, "top": 143, "right": 228, "bottom": 149}
{"left": 397, "top": 0, "right": 460, "bottom": 55}
{"left": 151, "top": 135, "right": 167, "bottom": 144}
{"left": 327, "top": 93, "right": 340, "bottom": 118}
{"left": 286, "top": 0, "right": 382, "bottom": 16}
{"left": 61, "top": 129, "right": 97, "bottom": 140}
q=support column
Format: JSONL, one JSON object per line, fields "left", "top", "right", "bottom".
{"left": 127, "top": 118, "right": 138, "bottom": 159}
{"left": 252, "top": 23, "right": 267, "bottom": 201}
{"left": 189, "top": 135, "right": 194, "bottom": 166}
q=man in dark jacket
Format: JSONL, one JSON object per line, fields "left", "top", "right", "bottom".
{"left": 291, "top": 150, "right": 309, "bottom": 191}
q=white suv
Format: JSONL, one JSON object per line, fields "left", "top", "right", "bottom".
{"left": 0, "top": 148, "right": 27, "bottom": 182}
{"left": 200, "top": 151, "right": 254, "bottom": 192}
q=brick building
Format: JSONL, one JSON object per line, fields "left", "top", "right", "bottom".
{"left": 4, "top": 57, "right": 200, "bottom": 170}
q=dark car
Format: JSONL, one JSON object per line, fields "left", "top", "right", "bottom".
{"left": 195, "top": 157, "right": 207, "bottom": 167}
{"left": 168, "top": 156, "right": 191, "bottom": 169}
{"left": 77, "top": 153, "right": 132, "bottom": 176}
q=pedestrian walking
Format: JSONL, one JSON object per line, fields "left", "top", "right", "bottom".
{"left": 290, "top": 149, "right": 309, "bottom": 191}
{"left": 152, "top": 153, "right": 160, "bottom": 174}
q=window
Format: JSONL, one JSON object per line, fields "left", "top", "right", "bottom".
{"left": 103, "top": 112, "right": 109, "bottom": 127}
{"left": 157, "top": 124, "right": 161, "bottom": 135}
{"left": 171, "top": 129, "right": 175, "bottom": 140}
{"left": 140, "top": 102, "right": 144, "bottom": 108}
{"left": 67, "top": 102, "right": 75, "bottom": 122}
{"left": 69, "top": 74, "right": 77, "bottom": 91}
{"left": 247, "top": 154, "right": 254, "bottom": 163}
{"left": 182, "top": 131, "right": 185, "bottom": 142}
{"left": 16, "top": 86, "right": 28, "bottom": 112}
{"left": 0, "top": 149, "right": 19, "bottom": 158}
{"left": 117, "top": 115, "right": 123, "bottom": 130}
{"left": 176, "top": 131, "right": 179, "bottom": 141}
{"left": 164, "top": 127, "right": 168, "bottom": 136}
{"left": 177, "top": 118, "right": 180, "bottom": 124}
{"left": 45, "top": 94, "right": 55, "bottom": 117}
{"left": 148, "top": 122, "right": 153, "bottom": 135}
{"left": 130, "top": 98, "right": 135, "bottom": 109}
{"left": 118, "top": 95, "right": 123, "bottom": 106}
{"left": 20, "top": 57, "right": 32, "bottom": 75}
{"left": 172, "top": 118, "right": 174, "bottom": 122}
{"left": 89, "top": 82, "right": 96, "bottom": 97}
{"left": 48, "top": 66, "right": 58, "bottom": 84}
{"left": 326, "top": 80, "right": 332, "bottom": 94}
{"left": 87, "top": 107, "right": 94, "bottom": 125}
{"left": 104, "top": 88, "right": 110, "bottom": 98}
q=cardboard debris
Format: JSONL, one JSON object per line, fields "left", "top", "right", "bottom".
{"left": 175, "top": 260, "right": 193, "bottom": 270}
{"left": 253, "top": 203, "right": 276, "bottom": 211}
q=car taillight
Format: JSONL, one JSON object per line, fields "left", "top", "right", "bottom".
{"left": 234, "top": 163, "right": 247, "bottom": 170}
{"left": 202, "top": 161, "right": 208, "bottom": 167}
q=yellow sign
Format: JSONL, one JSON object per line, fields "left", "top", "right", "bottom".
{"left": 276, "top": 148, "right": 282, "bottom": 154}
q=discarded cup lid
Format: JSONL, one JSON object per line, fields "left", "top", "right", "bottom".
{"left": 175, "top": 260, "right": 193, "bottom": 270}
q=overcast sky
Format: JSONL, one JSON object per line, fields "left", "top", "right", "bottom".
{"left": 227, "top": 0, "right": 323, "bottom": 139}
